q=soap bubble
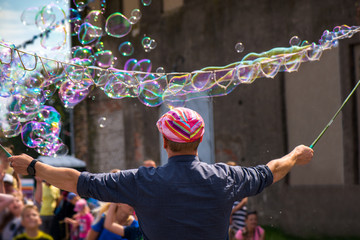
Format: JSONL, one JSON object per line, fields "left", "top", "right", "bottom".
{"left": 142, "top": 37, "right": 151, "bottom": 48}
{"left": 84, "top": 10, "right": 105, "bottom": 37}
{"left": 93, "top": 50, "right": 115, "bottom": 68}
{"left": 73, "top": 0, "right": 89, "bottom": 11}
{"left": 21, "top": 7, "right": 40, "bottom": 26}
{"left": 132, "top": 59, "right": 152, "bottom": 72}
{"left": 124, "top": 58, "right": 138, "bottom": 71}
{"left": 118, "top": 41, "right": 134, "bottom": 56}
{"left": 95, "top": 41, "right": 105, "bottom": 52}
{"left": 105, "top": 13, "right": 132, "bottom": 38}
{"left": 142, "top": 36, "right": 154, "bottom": 52}
{"left": 235, "top": 42, "right": 244, "bottom": 53}
{"left": 78, "top": 22, "right": 101, "bottom": 45}
{"left": 142, "top": 0, "right": 152, "bottom": 6}
{"left": 98, "top": 117, "right": 107, "bottom": 128}
{"left": 53, "top": 143, "right": 69, "bottom": 157}
{"left": 289, "top": 36, "right": 301, "bottom": 46}
{"left": 35, "top": 4, "right": 65, "bottom": 31}
{"left": 129, "top": 9, "right": 141, "bottom": 25}
{"left": 149, "top": 39, "right": 157, "bottom": 50}
{"left": 156, "top": 67, "right": 165, "bottom": 74}
{"left": 40, "top": 25, "right": 67, "bottom": 50}
{"left": 59, "top": 78, "right": 93, "bottom": 108}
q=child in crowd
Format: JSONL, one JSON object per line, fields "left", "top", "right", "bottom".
{"left": 13, "top": 204, "right": 53, "bottom": 240}
{"left": 50, "top": 192, "right": 79, "bottom": 240}
{"left": 64, "top": 198, "right": 93, "bottom": 240}
{"left": 104, "top": 203, "right": 142, "bottom": 240}
{"left": 0, "top": 191, "right": 25, "bottom": 240}
{"left": 87, "top": 202, "right": 138, "bottom": 240}
{"left": 235, "top": 211, "right": 265, "bottom": 240}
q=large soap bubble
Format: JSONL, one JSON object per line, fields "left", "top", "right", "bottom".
{"left": 105, "top": 13, "right": 132, "bottom": 38}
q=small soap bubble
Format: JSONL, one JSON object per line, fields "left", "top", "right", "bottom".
{"left": 156, "top": 67, "right": 165, "bottom": 74}
{"left": 98, "top": 117, "right": 107, "bottom": 128}
{"left": 131, "top": 9, "right": 142, "bottom": 19}
{"left": 235, "top": 42, "right": 244, "bottom": 53}
{"left": 129, "top": 9, "right": 141, "bottom": 25}
{"left": 118, "top": 41, "right": 134, "bottom": 56}
{"left": 142, "top": 0, "right": 152, "bottom": 6}
{"left": 54, "top": 144, "right": 69, "bottom": 157}
{"left": 129, "top": 16, "right": 138, "bottom": 25}
{"left": 289, "top": 36, "right": 301, "bottom": 46}
{"left": 95, "top": 41, "right": 105, "bottom": 52}
{"left": 149, "top": 39, "right": 157, "bottom": 50}
{"left": 142, "top": 36, "right": 153, "bottom": 52}
{"left": 300, "top": 40, "right": 309, "bottom": 46}
{"left": 142, "top": 36, "right": 151, "bottom": 48}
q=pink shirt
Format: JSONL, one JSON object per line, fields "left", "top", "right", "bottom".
{"left": 235, "top": 226, "right": 264, "bottom": 240}
{"left": 76, "top": 213, "right": 94, "bottom": 238}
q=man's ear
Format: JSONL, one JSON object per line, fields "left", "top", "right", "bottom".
{"left": 199, "top": 136, "right": 203, "bottom": 143}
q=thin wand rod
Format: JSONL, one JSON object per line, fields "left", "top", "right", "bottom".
{"left": 310, "top": 78, "right": 360, "bottom": 149}
{"left": 0, "top": 144, "right": 12, "bottom": 157}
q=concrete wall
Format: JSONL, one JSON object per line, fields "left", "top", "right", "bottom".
{"left": 73, "top": 0, "right": 360, "bottom": 237}
{"left": 286, "top": 48, "right": 344, "bottom": 185}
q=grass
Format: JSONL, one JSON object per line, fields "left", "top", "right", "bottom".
{"left": 263, "top": 226, "right": 360, "bottom": 240}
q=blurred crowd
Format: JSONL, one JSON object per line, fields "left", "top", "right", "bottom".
{"left": 0, "top": 147, "right": 152, "bottom": 240}
{"left": 1, "top": 146, "right": 265, "bottom": 240}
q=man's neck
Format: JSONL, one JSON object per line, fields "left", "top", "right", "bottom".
{"left": 167, "top": 151, "right": 198, "bottom": 158}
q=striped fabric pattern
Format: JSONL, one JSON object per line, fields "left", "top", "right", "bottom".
{"left": 230, "top": 201, "right": 247, "bottom": 232}
{"left": 157, "top": 107, "right": 205, "bottom": 143}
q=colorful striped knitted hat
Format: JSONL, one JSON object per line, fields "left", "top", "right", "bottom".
{"left": 157, "top": 107, "right": 205, "bottom": 143}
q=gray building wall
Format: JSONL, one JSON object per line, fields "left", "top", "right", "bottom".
{"left": 73, "top": 0, "right": 360, "bottom": 237}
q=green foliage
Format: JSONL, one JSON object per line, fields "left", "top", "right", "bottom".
{"left": 263, "top": 226, "right": 360, "bottom": 240}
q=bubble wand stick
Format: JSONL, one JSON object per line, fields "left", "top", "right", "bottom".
{"left": 0, "top": 144, "right": 12, "bottom": 157}
{"left": 310, "top": 79, "right": 360, "bottom": 149}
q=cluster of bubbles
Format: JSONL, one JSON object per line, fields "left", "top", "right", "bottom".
{"left": 2, "top": 0, "right": 157, "bottom": 155}
{"left": 0, "top": 14, "right": 358, "bottom": 155}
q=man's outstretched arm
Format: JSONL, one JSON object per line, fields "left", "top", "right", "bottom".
{"left": 9, "top": 154, "right": 80, "bottom": 194}
{"left": 266, "top": 145, "right": 313, "bottom": 183}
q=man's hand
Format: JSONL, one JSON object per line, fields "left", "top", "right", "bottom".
{"left": 267, "top": 144, "right": 314, "bottom": 183}
{"left": 292, "top": 145, "right": 313, "bottom": 165}
{"left": 8, "top": 154, "right": 34, "bottom": 175}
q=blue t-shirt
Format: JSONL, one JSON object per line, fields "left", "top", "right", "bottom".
{"left": 91, "top": 214, "right": 139, "bottom": 240}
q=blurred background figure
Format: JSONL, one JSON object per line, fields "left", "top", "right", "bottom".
{"left": 34, "top": 176, "right": 60, "bottom": 235}
{"left": 0, "top": 146, "right": 21, "bottom": 193}
{"left": 226, "top": 161, "right": 248, "bottom": 240}
{"left": 235, "top": 211, "right": 265, "bottom": 240}
{"left": 0, "top": 191, "right": 25, "bottom": 240}
{"left": 104, "top": 202, "right": 141, "bottom": 240}
{"left": 229, "top": 197, "right": 248, "bottom": 240}
{"left": 51, "top": 192, "right": 79, "bottom": 240}
{"left": 13, "top": 204, "right": 53, "bottom": 240}
{"left": 65, "top": 198, "right": 93, "bottom": 240}
{"left": 2, "top": 173, "right": 15, "bottom": 194}
{"left": 143, "top": 159, "right": 156, "bottom": 168}
{"left": 87, "top": 202, "right": 138, "bottom": 240}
